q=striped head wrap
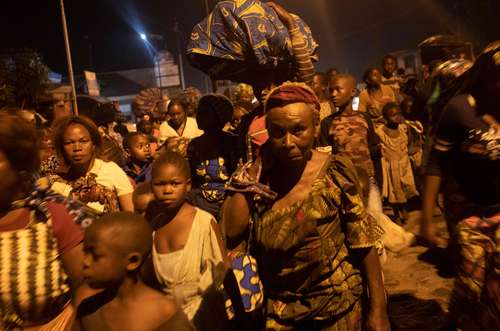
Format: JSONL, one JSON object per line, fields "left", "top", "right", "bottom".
{"left": 263, "top": 82, "right": 320, "bottom": 113}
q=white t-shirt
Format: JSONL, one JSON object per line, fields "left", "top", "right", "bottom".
{"left": 50, "top": 158, "right": 133, "bottom": 213}
{"left": 159, "top": 117, "right": 204, "bottom": 144}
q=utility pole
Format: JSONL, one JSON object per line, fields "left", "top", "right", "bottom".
{"left": 156, "top": 54, "right": 163, "bottom": 91}
{"left": 174, "top": 20, "right": 186, "bottom": 90}
{"left": 59, "top": 0, "right": 78, "bottom": 115}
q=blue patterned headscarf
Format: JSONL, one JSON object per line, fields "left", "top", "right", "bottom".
{"left": 186, "top": 0, "right": 318, "bottom": 84}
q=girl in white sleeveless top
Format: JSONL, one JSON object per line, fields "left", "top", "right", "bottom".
{"left": 146, "top": 152, "right": 230, "bottom": 330}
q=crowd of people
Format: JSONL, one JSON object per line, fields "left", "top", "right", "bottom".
{"left": 1, "top": 2, "right": 499, "bottom": 331}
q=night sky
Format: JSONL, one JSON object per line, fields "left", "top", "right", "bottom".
{"left": 2, "top": 0, "right": 499, "bottom": 91}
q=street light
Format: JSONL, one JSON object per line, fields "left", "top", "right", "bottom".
{"left": 139, "top": 33, "right": 163, "bottom": 91}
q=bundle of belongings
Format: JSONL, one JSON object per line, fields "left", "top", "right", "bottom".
{"left": 187, "top": 0, "right": 318, "bottom": 86}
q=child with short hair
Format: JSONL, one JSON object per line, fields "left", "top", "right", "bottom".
{"left": 145, "top": 151, "right": 230, "bottom": 331}
{"left": 76, "top": 212, "right": 193, "bottom": 331}
{"left": 123, "top": 132, "right": 152, "bottom": 185}
{"left": 376, "top": 102, "right": 419, "bottom": 222}
{"left": 381, "top": 54, "right": 403, "bottom": 98}
{"left": 358, "top": 68, "right": 398, "bottom": 122}
{"left": 137, "top": 120, "right": 159, "bottom": 155}
{"left": 320, "top": 74, "right": 383, "bottom": 187}
{"left": 311, "top": 72, "right": 333, "bottom": 121}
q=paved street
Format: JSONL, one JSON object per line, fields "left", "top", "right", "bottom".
{"left": 382, "top": 211, "right": 455, "bottom": 331}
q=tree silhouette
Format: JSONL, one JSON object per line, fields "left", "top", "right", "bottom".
{"left": 0, "top": 49, "right": 50, "bottom": 109}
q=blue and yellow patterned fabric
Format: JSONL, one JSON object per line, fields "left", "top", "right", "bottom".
{"left": 195, "top": 157, "right": 230, "bottom": 203}
{"left": 224, "top": 253, "right": 264, "bottom": 320}
{"left": 186, "top": 0, "right": 317, "bottom": 83}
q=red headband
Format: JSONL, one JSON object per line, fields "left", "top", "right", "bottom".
{"left": 265, "top": 85, "right": 320, "bottom": 112}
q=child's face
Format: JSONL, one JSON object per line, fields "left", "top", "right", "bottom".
{"left": 128, "top": 135, "right": 151, "bottom": 163}
{"left": 329, "top": 77, "right": 355, "bottom": 108}
{"left": 151, "top": 164, "right": 191, "bottom": 209}
{"left": 385, "top": 107, "right": 403, "bottom": 127}
{"left": 366, "top": 69, "right": 382, "bottom": 86}
{"left": 383, "top": 57, "right": 396, "bottom": 75}
{"left": 83, "top": 226, "right": 128, "bottom": 289}
{"left": 311, "top": 75, "right": 326, "bottom": 98}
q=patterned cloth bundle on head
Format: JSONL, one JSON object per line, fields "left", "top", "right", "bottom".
{"left": 132, "top": 87, "right": 169, "bottom": 121}
{"left": 187, "top": 0, "right": 318, "bottom": 84}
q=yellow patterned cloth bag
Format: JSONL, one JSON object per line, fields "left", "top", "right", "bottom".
{"left": 0, "top": 192, "right": 76, "bottom": 329}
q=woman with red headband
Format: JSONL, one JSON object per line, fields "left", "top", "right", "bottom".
{"left": 223, "top": 83, "right": 390, "bottom": 330}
